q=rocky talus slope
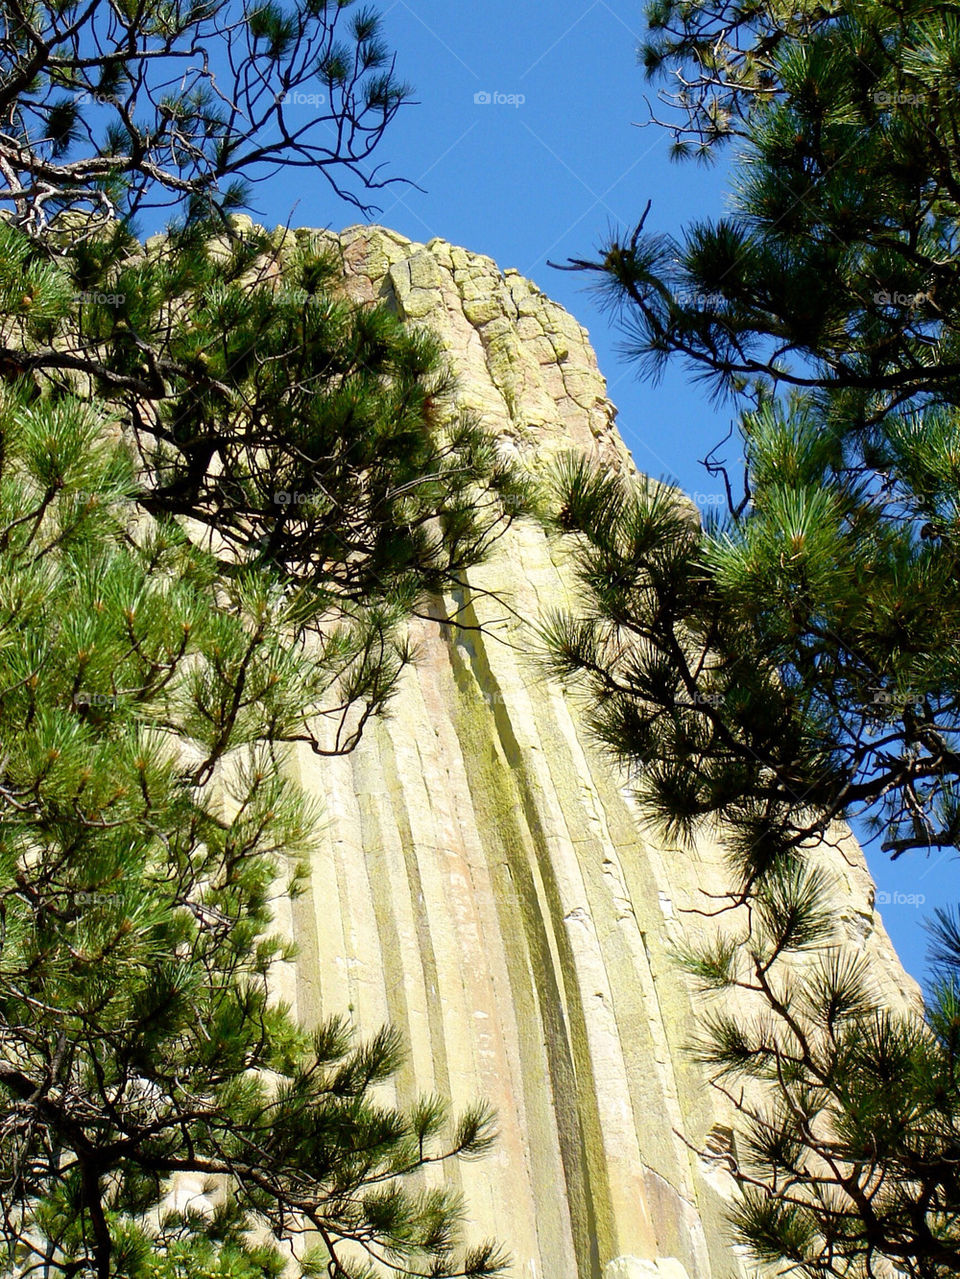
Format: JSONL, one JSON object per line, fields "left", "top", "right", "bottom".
{"left": 261, "top": 225, "right": 920, "bottom": 1279}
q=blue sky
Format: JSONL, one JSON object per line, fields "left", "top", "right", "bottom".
{"left": 242, "top": 0, "right": 953, "bottom": 982}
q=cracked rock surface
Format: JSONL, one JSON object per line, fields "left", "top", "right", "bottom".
{"left": 309, "top": 222, "right": 631, "bottom": 471}
{"left": 261, "top": 225, "right": 920, "bottom": 1279}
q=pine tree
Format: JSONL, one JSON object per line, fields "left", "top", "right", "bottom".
{"left": 675, "top": 859, "right": 960, "bottom": 1277}
{"left": 640, "top": 0, "right": 834, "bottom": 155}
{"left": 540, "top": 0, "right": 960, "bottom": 1271}
{"left": 0, "top": 375, "right": 506, "bottom": 1279}
{"left": 0, "top": 3, "right": 526, "bottom": 1275}
{"left": 549, "top": 0, "right": 960, "bottom": 886}
{"left": 3, "top": 216, "right": 531, "bottom": 752}
{"left": 0, "top": 0, "right": 412, "bottom": 226}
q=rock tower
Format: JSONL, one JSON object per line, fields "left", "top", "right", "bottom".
{"left": 266, "top": 225, "right": 918, "bottom": 1279}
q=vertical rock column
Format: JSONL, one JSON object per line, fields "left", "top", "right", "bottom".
{"left": 274, "top": 226, "right": 919, "bottom": 1279}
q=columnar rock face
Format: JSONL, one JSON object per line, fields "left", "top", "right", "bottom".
{"left": 270, "top": 226, "right": 919, "bottom": 1279}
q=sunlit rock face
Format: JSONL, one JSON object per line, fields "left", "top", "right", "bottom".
{"left": 267, "top": 225, "right": 919, "bottom": 1279}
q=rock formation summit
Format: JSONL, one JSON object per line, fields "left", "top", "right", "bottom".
{"left": 264, "top": 224, "right": 918, "bottom": 1279}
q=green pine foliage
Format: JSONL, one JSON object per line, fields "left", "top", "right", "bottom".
{"left": 542, "top": 0, "right": 960, "bottom": 1271}
{"left": 1, "top": 216, "right": 533, "bottom": 750}
{"left": 0, "top": 2, "right": 525, "bottom": 1275}
{"left": 640, "top": 0, "right": 837, "bottom": 154}
{"left": 550, "top": 0, "right": 960, "bottom": 875}
{"left": 0, "top": 0, "right": 412, "bottom": 224}
{"left": 0, "top": 372, "right": 507, "bottom": 1278}
{"left": 675, "top": 856, "right": 960, "bottom": 1277}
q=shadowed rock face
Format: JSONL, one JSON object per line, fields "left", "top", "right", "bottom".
{"left": 265, "top": 225, "right": 919, "bottom": 1279}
